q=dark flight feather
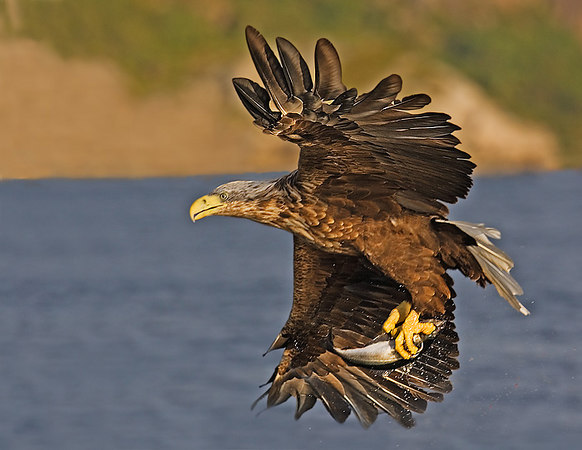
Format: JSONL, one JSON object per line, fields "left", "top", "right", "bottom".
{"left": 350, "top": 74, "right": 403, "bottom": 116}
{"left": 237, "top": 26, "right": 474, "bottom": 210}
{"left": 253, "top": 237, "right": 459, "bottom": 427}
{"left": 314, "top": 38, "right": 347, "bottom": 101}
{"left": 276, "top": 37, "right": 313, "bottom": 97}
{"left": 232, "top": 77, "right": 278, "bottom": 125}
{"left": 245, "top": 26, "right": 302, "bottom": 115}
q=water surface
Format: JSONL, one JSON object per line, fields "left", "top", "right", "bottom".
{"left": 0, "top": 171, "right": 580, "bottom": 449}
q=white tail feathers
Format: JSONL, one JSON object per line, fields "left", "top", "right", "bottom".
{"left": 446, "top": 220, "right": 530, "bottom": 316}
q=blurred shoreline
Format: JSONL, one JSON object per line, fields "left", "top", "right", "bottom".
{"left": 2, "top": 0, "right": 581, "bottom": 179}
{"left": 0, "top": 38, "right": 560, "bottom": 180}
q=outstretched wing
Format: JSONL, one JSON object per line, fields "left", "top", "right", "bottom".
{"left": 256, "top": 237, "right": 459, "bottom": 428}
{"left": 234, "top": 26, "right": 475, "bottom": 215}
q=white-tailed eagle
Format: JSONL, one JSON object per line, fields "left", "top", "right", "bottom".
{"left": 190, "top": 26, "right": 528, "bottom": 427}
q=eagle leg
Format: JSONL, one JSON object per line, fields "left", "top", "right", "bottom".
{"left": 382, "top": 301, "right": 436, "bottom": 359}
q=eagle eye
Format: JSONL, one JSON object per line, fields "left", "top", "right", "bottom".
{"left": 219, "top": 192, "right": 228, "bottom": 201}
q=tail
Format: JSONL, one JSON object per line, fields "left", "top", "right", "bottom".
{"left": 445, "top": 220, "right": 529, "bottom": 315}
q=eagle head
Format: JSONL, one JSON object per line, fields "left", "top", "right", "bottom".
{"left": 189, "top": 180, "right": 281, "bottom": 222}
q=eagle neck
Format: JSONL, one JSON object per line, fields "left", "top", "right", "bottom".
{"left": 250, "top": 172, "right": 310, "bottom": 235}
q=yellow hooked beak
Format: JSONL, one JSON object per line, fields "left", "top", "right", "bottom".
{"left": 189, "top": 194, "right": 225, "bottom": 222}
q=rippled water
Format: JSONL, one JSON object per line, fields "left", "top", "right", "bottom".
{"left": 0, "top": 171, "right": 581, "bottom": 449}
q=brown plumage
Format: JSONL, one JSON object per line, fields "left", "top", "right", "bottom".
{"left": 258, "top": 236, "right": 459, "bottom": 428}
{"left": 189, "top": 26, "right": 528, "bottom": 427}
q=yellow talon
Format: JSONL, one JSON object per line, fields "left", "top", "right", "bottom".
{"left": 382, "top": 301, "right": 436, "bottom": 360}
{"left": 382, "top": 301, "right": 411, "bottom": 334}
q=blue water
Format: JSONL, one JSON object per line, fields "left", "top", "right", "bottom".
{"left": 0, "top": 171, "right": 581, "bottom": 449}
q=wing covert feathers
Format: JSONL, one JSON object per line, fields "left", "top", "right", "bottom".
{"left": 235, "top": 26, "right": 474, "bottom": 207}
{"left": 254, "top": 238, "right": 459, "bottom": 428}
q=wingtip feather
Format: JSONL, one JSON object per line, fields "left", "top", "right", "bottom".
{"left": 314, "top": 38, "right": 346, "bottom": 101}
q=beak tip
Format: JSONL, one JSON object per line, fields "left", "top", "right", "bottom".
{"left": 189, "top": 203, "right": 199, "bottom": 223}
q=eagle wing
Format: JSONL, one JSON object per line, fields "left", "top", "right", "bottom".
{"left": 257, "top": 236, "right": 459, "bottom": 427}
{"left": 234, "top": 26, "right": 475, "bottom": 216}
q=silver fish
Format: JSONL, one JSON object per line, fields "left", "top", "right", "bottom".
{"left": 331, "top": 326, "right": 440, "bottom": 366}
